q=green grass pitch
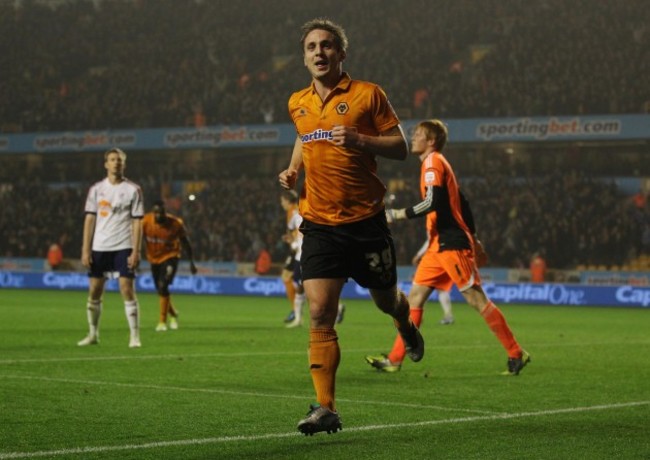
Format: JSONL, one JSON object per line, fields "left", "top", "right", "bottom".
{"left": 0, "top": 289, "right": 649, "bottom": 459}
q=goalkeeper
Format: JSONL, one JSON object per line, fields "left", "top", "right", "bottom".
{"left": 366, "top": 119, "right": 530, "bottom": 376}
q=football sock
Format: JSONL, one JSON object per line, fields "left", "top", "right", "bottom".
{"left": 168, "top": 299, "right": 178, "bottom": 318}
{"left": 438, "top": 290, "right": 453, "bottom": 318}
{"left": 389, "top": 308, "right": 423, "bottom": 364}
{"left": 86, "top": 299, "right": 102, "bottom": 337}
{"left": 309, "top": 328, "right": 340, "bottom": 411}
{"left": 124, "top": 300, "right": 140, "bottom": 337}
{"left": 481, "top": 301, "right": 521, "bottom": 358}
{"left": 293, "top": 292, "right": 306, "bottom": 322}
{"left": 159, "top": 296, "right": 169, "bottom": 323}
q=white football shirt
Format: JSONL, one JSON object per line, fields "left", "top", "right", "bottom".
{"left": 84, "top": 178, "right": 144, "bottom": 251}
{"left": 287, "top": 209, "right": 303, "bottom": 261}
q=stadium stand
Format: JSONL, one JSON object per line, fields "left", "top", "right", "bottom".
{"left": 0, "top": 0, "right": 648, "bottom": 271}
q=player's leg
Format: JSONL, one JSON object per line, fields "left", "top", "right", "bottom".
{"left": 296, "top": 277, "right": 343, "bottom": 435}
{"left": 164, "top": 259, "right": 180, "bottom": 330}
{"left": 437, "top": 289, "right": 454, "bottom": 325}
{"left": 335, "top": 302, "right": 345, "bottom": 324}
{"left": 355, "top": 212, "right": 424, "bottom": 363}
{"left": 286, "top": 261, "right": 305, "bottom": 328}
{"left": 443, "top": 249, "right": 530, "bottom": 375}
{"left": 78, "top": 250, "right": 106, "bottom": 346}
{"left": 78, "top": 276, "right": 105, "bottom": 346}
{"left": 151, "top": 263, "right": 168, "bottom": 331}
{"left": 282, "top": 255, "right": 297, "bottom": 322}
{"left": 116, "top": 249, "right": 140, "bottom": 348}
{"left": 462, "top": 285, "right": 530, "bottom": 375}
{"left": 296, "top": 221, "right": 344, "bottom": 435}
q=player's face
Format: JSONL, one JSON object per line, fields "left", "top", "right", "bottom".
{"left": 104, "top": 152, "right": 125, "bottom": 176}
{"left": 303, "top": 29, "right": 345, "bottom": 83}
{"left": 153, "top": 206, "right": 166, "bottom": 223}
{"left": 410, "top": 127, "right": 433, "bottom": 155}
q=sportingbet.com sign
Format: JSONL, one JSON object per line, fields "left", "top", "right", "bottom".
{"left": 1, "top": 271, "right": 649, "bottom": 308}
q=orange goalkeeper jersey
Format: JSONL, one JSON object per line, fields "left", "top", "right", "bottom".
{"left": 288, "top": 73, "right": 400, "bottom": 225}
{"left": 142, "top": 212, "right": 187, "bottom": 264}
{"left": 420, "top": 152, "right": 472, "bottom": 252}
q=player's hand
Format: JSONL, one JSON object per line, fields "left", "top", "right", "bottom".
{"left": 81, "top": 250, "right": 92, "bottom": 268}
{"left": 128, "top": 252, "right": 140, "bottom": 270}
{"left": 331, "top": 125, "right": 359, "bottom": 148}
{"left": 386, "top": 208, "right": 395, "bottom": 223}
{"left": 190, "top": 262, "right": 198, "bottom": 275}
{"left": 279, "top": 168, "right": 298, "bottom": 190}
{"left": 473, "top": 237, "right": 488, "bottom": 268}
{"left": 385, "top": 208, "right": 406, "bottom": 223}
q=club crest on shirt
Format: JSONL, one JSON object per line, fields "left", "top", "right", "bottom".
{"left": 336, "top": 102, "right": 349, "bottom": 115}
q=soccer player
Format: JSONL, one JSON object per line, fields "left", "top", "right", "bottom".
{"left": 78, "top": 148, "right": 144, "bottom": 348}
{"left": 142, "top": 200, "right": 198, "bottom": 331}
{"left": 279, "top": 190, "right": 300, "bottom": 323}
{"left": 278, "top": 18, "right": 423, "bottom": 435}
{"left": 371, "top": 119, "right": 530, "bottom": 375}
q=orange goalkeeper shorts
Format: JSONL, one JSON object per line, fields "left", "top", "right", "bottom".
{"left": 413, "top": 248, "right": 480, "bottom": 292}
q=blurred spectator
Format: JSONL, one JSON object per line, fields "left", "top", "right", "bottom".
{"left": 529, "top": 251, "right": 547, "bottom": 283}
{"left": 46, "top": 242, "right": 63, "bottom": 270}
{"left": 254, "top": 247, "right": 272, "bottom": 275}
{"left": 1, "top": 0, "right": 648, "bottom": 133}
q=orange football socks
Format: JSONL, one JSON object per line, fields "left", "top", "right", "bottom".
{"left": 309, "top": 328, "right": 340, "bottom": 411}
{"left": 481, "top": 301, "right": 521, "bottom": 358}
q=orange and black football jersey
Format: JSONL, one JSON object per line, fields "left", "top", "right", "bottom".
{"left": 289, "top": 73, "right": 400, "bottom": 225}
{"left": 420, "top": 152, "right": 472, "bottom": 252}
{"left": 142, "top": 212, "right": 187, "bottom": 264}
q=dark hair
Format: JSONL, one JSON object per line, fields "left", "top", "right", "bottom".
{"left": 300, "top": 18, "right": 349, "bottom": 53}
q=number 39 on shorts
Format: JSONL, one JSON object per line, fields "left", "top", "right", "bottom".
{"left": 365, "top": 248, "right": 393, "bottom": 273}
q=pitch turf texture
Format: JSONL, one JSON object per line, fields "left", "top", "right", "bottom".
{"left": 1, "top": 290, "right": 648, "bottom": 460}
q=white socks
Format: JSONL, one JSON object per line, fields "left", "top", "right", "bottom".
{"left": 86, "top": 299, "right": 102, "bottom": 337}
{"left": 293, "top": 292, "right": 306, "bottom": 323}
{"left": 124, "top": 300, "right": 140, "bottom": 338}
{"left": 438, "top": 290, "right": 453, "bottom": 318}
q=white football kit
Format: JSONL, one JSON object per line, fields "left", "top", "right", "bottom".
{"left": 287, "top": 209, "right": 303, "bottom": 261}
{"left": 84, "top": 178, "right": 144, "bottom": 251}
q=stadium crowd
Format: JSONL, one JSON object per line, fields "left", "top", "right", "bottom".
{"left": 0, "top": 0, "right": 648, "bottom": 271}
{"left": 1, "top": 163, "right": 647, "bottom": 271}
{"left": 1, "top": 0, "right": 649, "bottom": 133}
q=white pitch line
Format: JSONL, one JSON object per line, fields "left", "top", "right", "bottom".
{"left": 1, "top": 340, "right": 648, "bottom": 365}
{"left": 0, "top": 401, "right": 647, "bottom": 459}
{"left": 0, "top": 374, "right": 499, "bottom": 414}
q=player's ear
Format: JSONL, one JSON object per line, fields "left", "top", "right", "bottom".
{"left": 340, "top": 50, "right": 346, "bottom": 62}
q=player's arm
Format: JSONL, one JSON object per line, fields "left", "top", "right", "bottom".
{"left": 128, "top": 217, "right": 143, "bottom": 269}
{"left": 386, "top": 184, "right": 438, "bottom": 222}
{"left": 279, "top": 136, "right": 303, "bottom": 190}
{"left": 81, "top": 213, "right": 96, "bottom": 268}
{"left": 459, "top": 190, "right": 489, "bottom": 267}
{"left": 180, "top": 233, "right": 198, "bottom": 275}
{"left": 332, "top": 124, "right": 409, "bottom": 160}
